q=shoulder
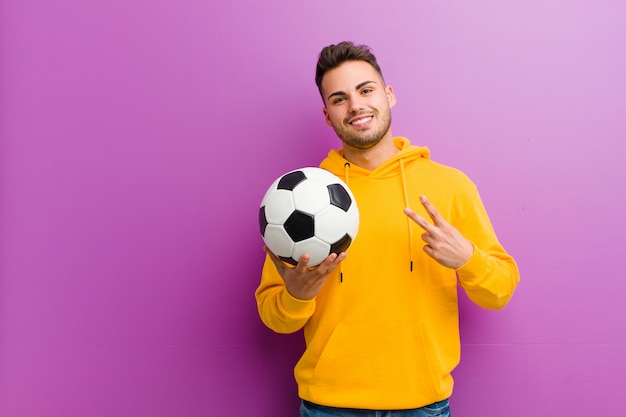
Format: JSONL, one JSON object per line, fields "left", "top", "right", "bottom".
{"left": 415, "top": 157, "right": 476, "bottom": 187}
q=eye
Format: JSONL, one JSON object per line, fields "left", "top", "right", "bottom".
{"left": 361, "top": 88, "right": 373, "bottom": 95}
{"left": 332, "top": 97, "right": 346, "bottom": 105}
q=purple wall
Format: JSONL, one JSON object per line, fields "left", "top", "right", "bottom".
{"left": 1, "top": 0, "right": 624, "bottom": 415}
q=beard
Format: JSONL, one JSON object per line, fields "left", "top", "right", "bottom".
{"left": 332, "top": 109, "right": 392, "bottom": 150}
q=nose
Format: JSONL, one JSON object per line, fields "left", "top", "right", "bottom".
{"left": 348, "top": 95, "right": 366, "bottom": 113}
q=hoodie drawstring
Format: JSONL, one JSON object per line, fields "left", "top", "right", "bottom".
{"left": 399, "top": 159, "right": 414, "bottom": 272}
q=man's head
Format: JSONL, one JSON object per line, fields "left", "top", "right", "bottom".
{"left": 315, "top": 41, "right": 385, "bottom": 97}
{"left": 315, "top": 42, "right": 396, "bottom": 152}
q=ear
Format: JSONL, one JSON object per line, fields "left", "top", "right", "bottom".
{"left": 385, "top": 85, "right": 397, "bottom": 109}
{"left": 323, "top": 107, "right": 333, "bottom": 126}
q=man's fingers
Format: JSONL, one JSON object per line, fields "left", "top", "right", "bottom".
{"left": 264, "top": 246, "right": 308, "bottom": 273}
{"left": 265, "top": 246, "right": 342, "bottom": 275}
{"left": 311, "top": 252, "right": 344, "bottom": 275}
{"left": 404, "top": 207, "right": 435, "bottom": 232}
{"left": 264, "top": 247, "right": 348, "bottom": 300}
{"left": 295, "top": 254, "right": 311, "bottom": 272}
{"left": 418, "top": 195, "right": 446, "bottom": 225}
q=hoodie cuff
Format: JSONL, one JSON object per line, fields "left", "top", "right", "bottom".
{"left": 281, "top": 289, "right": 316, "bottom": 317}
{"left": 455, "top": 244, "right": 488, "bottom": 282}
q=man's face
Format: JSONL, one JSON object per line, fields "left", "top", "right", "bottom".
{"left": 321, "top": 60, "right": 396, "bottom": 150}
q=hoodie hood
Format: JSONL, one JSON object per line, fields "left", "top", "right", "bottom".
{"left": 319, "top": 137, "right": 430, "bottom": 179}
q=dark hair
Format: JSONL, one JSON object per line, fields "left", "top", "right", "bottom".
{"left": 315, "top": 41, "right": 384, "bottom": 96}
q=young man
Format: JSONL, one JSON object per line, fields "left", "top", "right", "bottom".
{"left": 255, "top": 41, "right": 520, "bottom": 417}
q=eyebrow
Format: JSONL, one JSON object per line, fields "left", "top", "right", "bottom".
{"left": 326, "top": 80, "right": 377, "bottom": 102}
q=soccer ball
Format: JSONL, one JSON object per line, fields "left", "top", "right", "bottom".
{"left": 259, "top": 167, "right": 359, "bottom": 267}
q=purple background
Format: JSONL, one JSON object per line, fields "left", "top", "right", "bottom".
{"left": 1, "top": 0, "right": 625, "bottom": 416}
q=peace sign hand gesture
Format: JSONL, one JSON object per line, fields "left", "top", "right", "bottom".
{"left": 404, "top": 195, "right": 474, "bottom": 269}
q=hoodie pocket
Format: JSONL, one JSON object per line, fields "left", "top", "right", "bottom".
{"left": 309, "top": 322, "right": 441, "bottom": 402}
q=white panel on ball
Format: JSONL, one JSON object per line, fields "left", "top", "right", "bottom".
{"left": 314, "top": 205, "right": 349, "bottom": 243}
{"left": 263, "top": 225, "right": 295, "bottom": 258}
{"left": 291, "top": 180, "right": 331, "bottom": 215}
{"left": 263, "top": 189, "right": 296, "bottom": 224}
{"left": 292, "top": 237, "right": 331, "bottom": 267}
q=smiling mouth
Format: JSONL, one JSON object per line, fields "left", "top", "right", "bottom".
{"left": 350, "top": 116, "right": 373, "bottom": 126}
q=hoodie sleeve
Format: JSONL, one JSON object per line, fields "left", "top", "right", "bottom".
{"left": 255, "top": 255, "right": 316, "bottom": 333}
{"left": 452, "top": 181, "right": 520, "bottom": 310}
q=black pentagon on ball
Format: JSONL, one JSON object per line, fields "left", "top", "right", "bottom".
{"left": 259, "top": 206, "right": 268, "bottom": 236}
{"left": 283, "top": 210, "right": 314, "bottom": 242}
{"left": 327, "top": 183, "right": 352, "bottom": 212}
{"left": 277, "top": 170, "right": 306, "bottom": 191}
{"left": 330, "top": 234, "right": 353, "bottom": 255}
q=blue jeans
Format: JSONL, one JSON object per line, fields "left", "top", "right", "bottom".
{"left": 300, "top": 399, "right": 451, "bottom": 417}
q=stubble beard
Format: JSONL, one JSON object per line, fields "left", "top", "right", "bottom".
{"left": 333, "top": 110, "right": 392, "bottom": 150}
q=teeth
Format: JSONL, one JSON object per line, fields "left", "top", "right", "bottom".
{"left": 351, "top": 117, "right": 372, "bottom": 126}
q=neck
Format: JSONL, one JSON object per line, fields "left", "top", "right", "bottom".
{"left": 342, "top": 135, "right": 398, "bottom": 171}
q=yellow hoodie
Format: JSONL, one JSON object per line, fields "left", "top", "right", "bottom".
{"left": 255, "top": 137, "right": 519, "bottom": 410}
